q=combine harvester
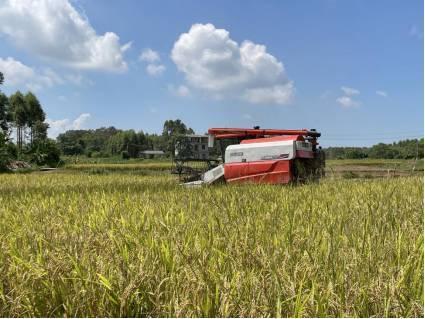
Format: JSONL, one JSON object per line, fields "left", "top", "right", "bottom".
{"left": 175, "top": 127, "right": 325, "bottom": 186}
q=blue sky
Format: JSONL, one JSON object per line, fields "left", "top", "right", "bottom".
{"left": 0, "top": 0, "right": 423, "bottom": 146}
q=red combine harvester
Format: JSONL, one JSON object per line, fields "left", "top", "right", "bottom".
{"left": 175, "top": 127, "right": 325, "bottom": 186}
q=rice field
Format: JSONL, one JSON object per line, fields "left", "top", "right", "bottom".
{"left": 65, "top": 162, "right": 171, "bottom": 174}
{"left": 0, "top": 172, "right": 423, "bottom": 317}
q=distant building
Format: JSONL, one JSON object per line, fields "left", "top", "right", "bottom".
{"left": 175, "top": 134, "right": 209, "bottom": 159}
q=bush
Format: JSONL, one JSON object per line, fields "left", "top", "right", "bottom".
{"left": 0, "top": 132, "right": 11, "bottom": 171}
{"left": 121, "top": 151, "right": 130, "bottom": 160}
{"left": 30, "top": 139, "right": 61, "bottom": 166}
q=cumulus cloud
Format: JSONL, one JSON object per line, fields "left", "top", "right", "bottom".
{"left": 0, "top": 57, "right": 63, "bottom": 91}
{"left": 47, "top": 113, "right": 91, "bottom": 138}
{"left": 341, "top": 86, "right": 360, "bottom": 96}
{"left": 0, "top": 0, "right": 130, "bottom": 72}
{"left": 376, "top": 90, "right": 388, "bottom": 97}
{"left": 139, "top": 48, "right": 160, "bottom": 63}
{"left": 146, "top": 64, "right": 166, "bottom": 76}
{"left": 171, "top": 23, "right": 294, "bottom": 105}
{"left": 139, "top": 48, "right": 165, "bottom": 77}
{"left": 337, "top": 86, "right": 361, "bottom": 108}
{"left": 336, "top": 96, "right": 360, "bottom": 108}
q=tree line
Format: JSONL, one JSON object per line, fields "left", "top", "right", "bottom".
{"left": 57, "top": 116, "right": 424, "bottom": 161}
{"left": 324, "top": 138, "right": 424, "bottom": 160}
{"left": 0, "top": 72, "right": 60, "bottom": 170}
{"left": 57, "top": 119, "right": 195, "bottom": 159}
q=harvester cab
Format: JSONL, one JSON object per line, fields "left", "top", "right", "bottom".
{"left": 172, "top": 127, "right": 325, "bottom": 186}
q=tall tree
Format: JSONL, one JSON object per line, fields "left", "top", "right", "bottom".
{"left": 0, "top": 71, "right": 9, "bottom": 166}
{"left": 162, "top": 119, "right": 194, "bottom": 157}
{"left": 25, "top": 92, "right": 45, "bottom": 145}
{"left": 32, "top": 121, "right": 49, "bottom": 144}
{"left": 0, "top": 71, "right": 7, "bottom": 134}
{"left": 8, "top": 91, "right": 28, "bottom": 153}
{"left": 0, "top": 93, "right": 9, "bottom": 135}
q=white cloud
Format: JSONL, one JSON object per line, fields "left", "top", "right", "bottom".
{"left": 341, "top": 86, "right": 360, "bottom": 96}
{"left": 0, "top": 57, "right": 63, "bottom": 90}
{"left": 0, "top": 0, "right": 130, "bottom": 72}
{"left": 171, "top": 23, "right": 294, "bottom": 105}
{"left": 139, "top": 48, "right": 165, "bottom": 77}
{"left": 376, "top": 90, "right": 388, "bottom": 97}
{"left": 139, "top": 48, "right": 160, "bottom": 63}
{"left": 336, "top": 96, "right": 360, "bottom": 108}
{"left": 146, "top": 64, "right": 166, "bottom": 76}
{"left": 47, "top": 113, "right": 91, "bottom": 138}
{"left": 73, "top": 113, "right": 91, "bottom": 129}
{"left": 168, "top": 84, "right": 191, "bottom": 97}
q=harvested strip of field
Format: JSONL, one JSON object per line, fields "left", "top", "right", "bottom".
{"left": 326, "top": 159, "right": 423, "bottom": 178}
{"left": 327, "top": 159, "right": 423, "bottom": 170}
{"left": 0, "top": 174, "right": 422, "bottom": 317}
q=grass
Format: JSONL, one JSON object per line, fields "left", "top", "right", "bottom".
{"left": 0, "top": 172, "right": 423, "bottom": 317}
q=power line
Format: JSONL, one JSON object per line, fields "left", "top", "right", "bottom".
{"left": 324, "top": 131, "right": 423, "bottom": 137}
{"left": 322, "top": 135, "right": 423, "bottom": 141}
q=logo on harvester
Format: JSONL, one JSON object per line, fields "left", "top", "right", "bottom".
{"left": 261, "top": 153, "right": 289, "bottom": 160}
{"left": 230, "top": 152, "right": 244, "bottom": 157}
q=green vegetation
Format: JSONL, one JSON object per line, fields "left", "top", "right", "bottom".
{"left": 0, "top": 72, "right": 60, "bottom": 170}
{"left": 0, "top": 172, "right": 422, "bottom": 317}
{"left": 325, "top": 138, "right": 424, "bottom": 160}
{"left": 57, "top": 119, "right": 195, "bottom": 158}
{"left": 58, "top": 124, "right": 424, "bottom": 162}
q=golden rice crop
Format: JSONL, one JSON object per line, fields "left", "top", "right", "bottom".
{"left": 66, "top": 162, "right": 171, "bottom": 172}
{"left": 0, "top": 173, "right": 423, "bottom": 317}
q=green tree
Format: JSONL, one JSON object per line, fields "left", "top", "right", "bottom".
{"left": 0, "top": 93, "right": 8, "bottom": 134}
{"left": 30, "top": 138, "right": 61, "bottom": 166}
{"left": 32, "top": 121, "right": 49, "bottom": 144}
{"left": 57, "top": 130, "right": 86, "bottom": 155}
{"left": 25, "top": 92, "right": 45, "bottom": 145}
{"left": 162, "top": 119, "right": 194, "bottom": 157}
{"left": 8, "top": 91, "right": 28, "bottom": 153}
